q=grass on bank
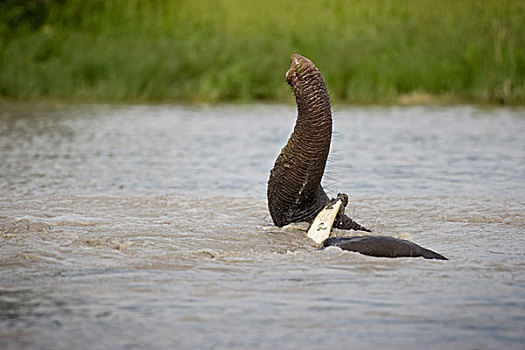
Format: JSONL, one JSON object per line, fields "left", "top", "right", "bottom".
{"left": 0, "top": 0, "right": 524, "bottom": 104}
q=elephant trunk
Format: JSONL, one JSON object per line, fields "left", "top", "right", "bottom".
{"left": 267, "top": 55, "right": 332, "bottom": 226}
{"left": 267, "top": 55, "right": 369, "bottom": 231}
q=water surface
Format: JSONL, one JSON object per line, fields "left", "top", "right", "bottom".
{"left": 1, "top": 102, "right": 524, "bottom": 349}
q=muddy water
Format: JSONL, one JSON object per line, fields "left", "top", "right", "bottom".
{"left": 1, "top": 102, "right": 524, "bottom": 349}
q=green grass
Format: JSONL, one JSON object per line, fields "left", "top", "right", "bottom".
{"left": 1, "top": 0, "right": 524, "bottom": 104}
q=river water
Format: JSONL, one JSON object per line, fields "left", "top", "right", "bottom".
{"left": 1, "top": 102, "right": 524, "bottom": 349}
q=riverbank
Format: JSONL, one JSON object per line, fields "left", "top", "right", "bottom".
{"left": 1, "top": 0, "right": 523, "bottom": 104}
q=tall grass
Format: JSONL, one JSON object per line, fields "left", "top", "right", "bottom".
{"left": 1, "top": 0, "right": 523, "bottom": 103}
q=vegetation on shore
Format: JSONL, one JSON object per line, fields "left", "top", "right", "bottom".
{"left": 1, "top": 0, "right": 524, "bottom": 104}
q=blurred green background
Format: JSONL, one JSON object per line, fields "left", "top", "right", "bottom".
{"left": 1, "top": 0, "right": 523, "bottom": 104}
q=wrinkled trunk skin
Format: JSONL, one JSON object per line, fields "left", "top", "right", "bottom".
{"left": 267, "top": 54, "right": 369, "bottom": 231}
{"left": 267, "top": 54, "right": 447, "bottom": 260}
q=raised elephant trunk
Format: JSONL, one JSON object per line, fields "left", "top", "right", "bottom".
{"left": 267, "top": 54, "right": 369, "bottom": 231}
{"left": 266, "top": 54, "right": 447, "bottom": 260}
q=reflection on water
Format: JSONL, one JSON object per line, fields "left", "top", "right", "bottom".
{"left": 1, "top": 102, "right": 524, "bottom": 349}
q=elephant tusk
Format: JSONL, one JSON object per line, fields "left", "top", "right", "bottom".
{"left": 307, "top": 196, "right": 344, "bottom": 245}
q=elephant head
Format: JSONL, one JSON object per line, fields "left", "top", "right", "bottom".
{"left": 266, "top": 54, "right": 447, "bottom": 260}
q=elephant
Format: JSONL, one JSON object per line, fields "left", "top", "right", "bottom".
{"left": 267, "top": 54, "right": 447, "bottom": 260}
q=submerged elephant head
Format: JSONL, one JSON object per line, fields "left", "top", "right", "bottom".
{"left": 266, "top": 54, "right": 447, "bottom": 260}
